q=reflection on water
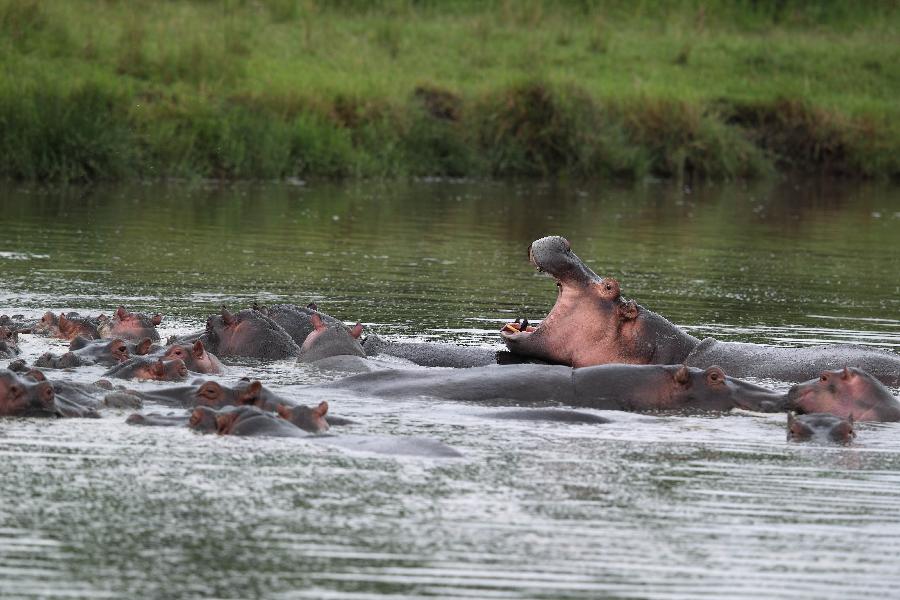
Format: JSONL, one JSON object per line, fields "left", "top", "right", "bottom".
{"left": 1, "top": 179, "right": 899, "bottom": 598}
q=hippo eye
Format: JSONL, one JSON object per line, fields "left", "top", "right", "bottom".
{"left": 9, "top": 384, "right": 21, "bottom": 396}
{"left": 820, "top": 374, "right": 828, "bottom": 382}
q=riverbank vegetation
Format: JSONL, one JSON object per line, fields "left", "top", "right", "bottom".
{"left": 1, "top": 0, "right": 898, "bottom": 182}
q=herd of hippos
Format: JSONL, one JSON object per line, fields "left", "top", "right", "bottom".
{"left": 2, "top": 235, "right": 899, "bottom": 454}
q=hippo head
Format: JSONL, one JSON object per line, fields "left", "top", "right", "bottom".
{"left": 787, "top": 367, "right": 900, "bottom": 421}
{"left": 214, "top": 405, "right": 263, "bottom": 435}
{"left": 33, "top": 311, "right": 60, "bottom": 335}
{"left": 102, "top": 338, "right": 132, "bottom": 363}
{"left": 500, "top": 236, "right": 648, "bottom": 367}
{"left": 191, "top": 381, "right": 236, "bottom": 408}
{"left": 276, "top": 401, "right": 330, "bottom": 433}
{"left": 101, "top": 306, "right": 162, "bottom": 341}
{"left": 163, "top": 340, "right": 224, "bottom": 374}
{"left": 56, "top": 313, "right": 100, "bottom": 341}
{"left": 667, "top": 365, "right": 788, "bottom": 412}
{"left": 206, "top": 308, "right": 255, "bottom": 354}
{"left": 134, "top": 358, "right": 188, "bottom": 382}
{"left": 0, "top": 327, "right": 17, "bottom": 357}
{"left": 0, "top": 369, "right": 57, "bottom": 417}
{"left": 787, "top": 412, "right": 855, "bottom": 444}
{"left": 298, "top": 314, "right": 365, "bottom": 362}
{"left": 188, "top": 406, "right": 220, "bottom": 433}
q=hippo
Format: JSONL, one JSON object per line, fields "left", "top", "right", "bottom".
{"left": 787, "top": 367, "right": 900, "bottom": 421}
{"left": 126, "top": 412, "right": 190, "bottom": 427}
{"left": 501, "top": 236, "right": 900, "bottom": 386}
{"left": 256, "top": 302, "right": 348, "bottom": 347}
{"left": 98, "top": 306, "right": 162, "bottom": 341}
{"left": 787, "top": 412, "right": 855, "bottom": 444}
{"left": 103, "top": 357, "right": 188, "bottom": 381}
{"left": 2, "top": 369, "right": 103, "bottom": 418}
{"left": 0, "top": 314, "right": 37, "bottom": 334}
{"left": 298, "top": 314, "right": 366, "bottom": 363}
{"left": 0, "top": 368, "right": 57, "bottom": 417}
{"left": 319, "top": 363, "right": 787, "bottom": 413}
{"left": 0, "top": 326, "right": 19, "bottom": 358}
{"left": 155, "top": 340, "right": 224, "bottom": 374}
{"left": 34, "top": 336, "right": 155, "bottom": 369}
{"left": 275, "top": 401, "right": 330, "bottom": 433}
{"left": 203, "top": 308, "right": 300, "bottom": 360}
{"left": 33, "top": 311, "right": 102, "bottom": 340}
{"left": 362, "top": 332, "right": 513, "bottom": 368}
{"left": 189, "top": 404, "right": 462, "bottom": 457}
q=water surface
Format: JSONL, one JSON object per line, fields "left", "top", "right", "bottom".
{"left": 1, "top": 179, "right": 899, "bottom": 599}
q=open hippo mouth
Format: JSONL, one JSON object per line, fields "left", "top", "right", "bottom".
{"left": 500, "top": 236, "right": 638, "bottom": 366}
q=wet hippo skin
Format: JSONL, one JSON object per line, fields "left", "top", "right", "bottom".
{"left": 319, "top": 363, "right": 787, "bottom": 414}
{"left": 787, "top": 367, "right": 900, "bottom": 421}
{"left": 787, "top": 412, "right": 855, "bottom": 444}
{"left": 501, "top": 236, "right": 900, "bottom": 385}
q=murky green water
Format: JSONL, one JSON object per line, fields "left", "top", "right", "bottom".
{"left": 1, "top": 180, "right": 899, "bottom": 599}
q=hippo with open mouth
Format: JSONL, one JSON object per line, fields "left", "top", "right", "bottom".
{"left": 501, "top": 236, "right": 900, "bottom": 385}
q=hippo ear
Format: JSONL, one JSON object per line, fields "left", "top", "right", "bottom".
{"left": 599, "top": 278, "right": 620, "bottom": 300}
{"left": 350, "top": 323, "right": 363, "bottom": 339}
{"left": 26, "top": 369, "right": 47, "bottom": 382}
{"left": 192, "top": 340, "right": 205, "bottom": 358}
{"left": 116, "top": 306, "right": 128, "bottom": 320}
{"left": 617, "top": 299, "right": 638, "bottom": 321}
{"left": 310, "top": 313, "right": 326, "bottom": 331}
{"left": 275, "top": 404, "right": 292, "bottom": 419}
{"left": 314, "top": 400, "right": 329, "bottom": 417}
{"left": 153, "top": 359, "right": 166, "bottom": 376}
{"left": 240, "top": 381, "right": 262, "bottom": 403}
{"left": 306, "top": 302, "right": 318, "bottom": 311}
{"left": 135, "top": 338, "right": 153, "bottom": 355}
{"left": 674, "top": 365, "right": 691, "bottom": 386}
{"left": 152, "top": 314, "right": 162, "bottom": 326}
{"left": 841, "top": 367, "right": 851, "bottom": 380}
{"left": 221, "top": 307, "right": 234, "bottom": 326}
{"left": 58, "top": 313, "right": 70, "bottom": 328}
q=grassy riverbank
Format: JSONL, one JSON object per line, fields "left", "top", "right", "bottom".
{"left": 1, "top": 0, "right": 899, "bottom": 182}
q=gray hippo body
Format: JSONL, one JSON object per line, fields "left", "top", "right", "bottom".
{"left": 320, "top": 363, "right": 786, "bottom": 413}
{"left": 685, "top": 338, "right": 900, "bottom": 386}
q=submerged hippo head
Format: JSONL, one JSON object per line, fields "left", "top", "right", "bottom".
{"left": 99, "top": 306, "right": 162, "bottom": 341}
{"left": 500, "top": 236, "right": 697, "bottom": 367}
{"left": 0, "top": 326, "right": 18, "bottom": 358}
{"left": 162, "top": 340, "right": 224, "bottom": 374}
{"left": 276, "top": 401, "right": 330, "bottom": 433}
{"left": 0, "top": 369, "right": 57, "bottom": 417}
{"left": 298, "top": 315, "right": 365, "bottom": 363}
{"left": 787, "top": 367, "right": 900, "bottom": 422}
{"left": 204, "top": 307, "right": 300, "bottom": 360}
{"left": 663, "top": 364, "right": 787, "bottom": 412}
{"left": 191, "top": 381, "right": 238, "bottom": 408}
{"left": 787, "top": 412, "right": 855, "bottom": 444}
{"left": 188, "top": 406, "right": 221, "bottom": 433}
{"left": 105, "top": 357, "right": 189, "bottom": 381}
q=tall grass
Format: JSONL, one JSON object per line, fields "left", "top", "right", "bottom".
{"left": 0, "top": 0, "right": 898, "bottom": 182}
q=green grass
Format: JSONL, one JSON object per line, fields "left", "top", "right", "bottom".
{"left": 1, "top": 0, "right": 898, "bottom": 182}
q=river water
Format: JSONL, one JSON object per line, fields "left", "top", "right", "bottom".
{"left": 1, "top": 180, "right": 899, "bottom": 599}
